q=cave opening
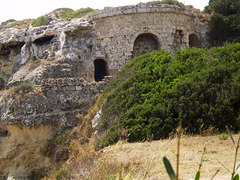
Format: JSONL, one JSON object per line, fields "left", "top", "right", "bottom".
{"left": 94, "top": 59, "right": 108, "bottom": 82}
{"left": 33, "top": 35, "right": 55, "bottom": 46}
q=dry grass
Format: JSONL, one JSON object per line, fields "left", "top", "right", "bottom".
{"left": 96, "top": 135, "right": 240, "bottom": 180}
{"left": 50, "top": 133, "right": 239, "bottom": 180}
{"left": 42, "top": 96, "right": 240, "bottom": 180}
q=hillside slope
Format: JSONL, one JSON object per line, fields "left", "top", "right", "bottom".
{"left": 97, "top": 43, "right": 240, "bottom": 149}
{"left": 51, "top": 133, "right": 239, "bottom": 180}
{"left": 95, "top": 134, "right": 239, "bottom": 180}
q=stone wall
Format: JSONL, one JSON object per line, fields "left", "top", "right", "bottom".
{"left": 86, "top": 2, "right": 208, "bottom": 72}
{"left": 0, "top": 77, "right": 110, "bottom": 128}
{"left": 133, "top": 33, "right": 159, "bottom": 57}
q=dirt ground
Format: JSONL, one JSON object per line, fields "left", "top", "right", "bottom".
{"left": 0, "top": 125, "right": 56, "bottom": 179}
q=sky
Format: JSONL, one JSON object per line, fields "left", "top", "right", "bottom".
{"left": 0, "top": 0, "right": 209, "bottom": 24}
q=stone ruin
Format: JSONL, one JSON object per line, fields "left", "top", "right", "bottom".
{"left": 0, "top": 2, "right": 208, "bottom": 129}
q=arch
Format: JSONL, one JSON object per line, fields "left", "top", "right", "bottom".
{"left": 94, "top": 59, "right": 109, "bottom": 82}
{"left": 133, "top": 33, "right": 159, "bottom": 58}
{"left": 189, "top": 34, "right": 202, "bottom": 48}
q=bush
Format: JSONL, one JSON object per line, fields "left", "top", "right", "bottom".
{"left": 208, "top": 0, "right": 240, "bottom": 46}
{"left": 218, "top": 133, "right": 229, "bottom": 140}
{"left": 59, "top": 7, "right": 99, "bottom": 19}
{"left": 96, "top": 43, "right": 240, "bottom": 149}
{"left": 32, "top": 16, "right": 50, "bottom": 27}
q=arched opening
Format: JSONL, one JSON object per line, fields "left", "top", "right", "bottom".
{"left": 133, "top": 33, "right": 159, "bottom": 58}
{"left": 189, "top": 34, "right": 202, "bottom": 48}
{"left": 94, "top": 59, "right": 108, "bottom": 82}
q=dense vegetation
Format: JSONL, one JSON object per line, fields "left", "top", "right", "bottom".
{"left": 31, "top": 7, "right": 98, "bottom": 27}
{"left": 31, "top": 16, "right": 50, "bottom": 27}
{"left": 52, "top": 7, "right": 99, "bottom": 19}
{"left": 207, "top": 0, "right": 240, "bottom": 46}
{"left": 96, "top": 43, "right": 240, "bottom": 149}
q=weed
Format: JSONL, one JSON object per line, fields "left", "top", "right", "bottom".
{"left": 218, "top": 133, "right": 229, "bottom": 140}
{"left": 55, "top": 167, "right": 70, "bottom": 180}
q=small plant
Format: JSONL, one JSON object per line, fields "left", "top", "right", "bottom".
{"left": 32, "top": 16, "right": 50, "bottom": 27}
{"left": 226, "top": 127, "right": 240, "bottom": 180}
{"left": 30, "top": 55, "right": 40, "bottom": 63}
{"left": 159, "top": 0, "right": 184, "bottom": 7}
{"left": 163, "top": 121, "right": 211, "bottom": 180}
{"left": 218, "top": 133, "right": 229, "bottom": 140}
{"left": 13, "top": 83, "right": 33, "bottom": 94}
{"left": 55, "top": 168, "right": 70, "bottom": 180}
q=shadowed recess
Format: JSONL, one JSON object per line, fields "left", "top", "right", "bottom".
{"left": 94, "top": 59, "right": 108, "bottom": 82}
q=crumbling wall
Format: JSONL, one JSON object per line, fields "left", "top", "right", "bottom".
{"left": 87, "top": 2, "right": 208, "bottom": 73}
{"left": 0, "top": 77, "right": 110, "bottom": 128}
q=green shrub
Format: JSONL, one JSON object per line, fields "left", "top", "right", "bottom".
{"left": 32, "top": 16, "right": 50, "bottom": 27}
{"left": 159, "top": 0, "right": 184, "bottom": 7}
{"left": 218, "top": 133, "right": 229, "bottom": 140}
{"left": 208, "top": 0, "right": 240, "bottom": 46}
{"left": 59, "top": 7, "right": 99, "bottom": 19}
{"left": 96, "top": 43, "right": 240, "bottom": 149}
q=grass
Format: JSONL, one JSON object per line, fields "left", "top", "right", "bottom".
{"left": 31, "top": 16, "right": 50, "bottom": 27}
{"left": 59, "top": 7, "right": 99, "bottom": 19}
{"left": 95, "top": 134, "right": 240, "bottom": 179}
{"left": 46, "top": 133, "right": 240, "bottom": 179}
{"left": 218, "top": 133, "right": 229, "bottom": 140}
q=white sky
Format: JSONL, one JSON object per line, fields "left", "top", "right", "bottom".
{"left": 0, "top": 0, "right": 209, "bottom": 24}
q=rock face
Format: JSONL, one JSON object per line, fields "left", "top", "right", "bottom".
{"left": 0, "top": 2, "right": 207, "bottom": 128}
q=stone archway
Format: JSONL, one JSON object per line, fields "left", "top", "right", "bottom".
{"left": 94, "top": 59, "right": 108, "bottom": 82}
{"left": 189, "top": 34, "right": 202, "bottom": 48}
{"left": 133, "top": 33, "right": 159, "bottom": 58}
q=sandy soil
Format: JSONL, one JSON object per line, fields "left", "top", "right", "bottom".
{"left": 0, "top": 124, "right": 57, "bottom": 179}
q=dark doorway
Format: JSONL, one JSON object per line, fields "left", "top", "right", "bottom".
{"left": 94, "top": 59, "right": 108, "bottom": 82}
{"left": 133, "top": 33, "right": 159, "bottom": 58}
{"left": 189, "top": 34, "right": 202, "bottom": 48}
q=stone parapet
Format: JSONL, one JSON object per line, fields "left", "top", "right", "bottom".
{"left": 86, "top": 2, "right": 202, "bottom": 21}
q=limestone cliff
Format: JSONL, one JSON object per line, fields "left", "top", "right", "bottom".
{"left": 0, "top": 2, "right": 208, "bottom": 179}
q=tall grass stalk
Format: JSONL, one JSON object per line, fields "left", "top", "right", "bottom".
{"left": 119, "top": 164, "right": 123, "bottom": 180}
{"left": 176, "top": 120, "right": 183, "bottom": 180}
{"left": 231, "top": 134, "right": 240, "bottom": 179}
{"left": 199, "top": 147, "right": 206, "bottom": 171}
{"left": 210, "top": 168, "right": 220, "bottom": 180}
